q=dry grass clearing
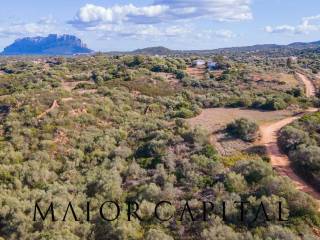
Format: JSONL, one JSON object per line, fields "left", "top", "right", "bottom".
{"left": 251, "top": 72, "right": 299, "bottom": 87}
{"left": 186, "top": 66, "right": 206, "bottom": 79}
{"left": 187, "top": 108, "right": 294, "bottom": 155}
{"left": 188, "top": 108, "right": 294, "bottom": 130}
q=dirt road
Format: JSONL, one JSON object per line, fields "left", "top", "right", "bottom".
{"left": 296, "top": 72, "right": 316, "bottom": 97}
{"left": 259, "top": 108, "right": 320, "bottom": 200}
{"left": 187, "top": 73, "right": 320, "bottom": 200}
{"left": 260, "top": 73, "right": 320, "bottom": 201}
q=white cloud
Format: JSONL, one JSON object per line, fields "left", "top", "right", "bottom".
{"left": 195, "top": 29, "right": 236, "bottom": 40}
{"left": 69, "top": 3, "right": 169, "bottom": 28}
{"left": 68, "top": 1, "right": 247, "bottom": 42}
{"left": 265, "top": 25, "right": 295, "bottom": 34}
{"left": 265, "top": 14, "right": 320, "bottom": 34}
{"left": 99, "top": 24, "right": 191, "bottom": 40}
{"left": 154, "top": 0, "right": 252, "bottom": 22}
{"left": 214, "top": 29, "right": 236, "bottom": 39}
{"left": 69, "top": 0, "right": 253, "bottom": 30}
{"left": 0, "top": 17, "right": 58, "bottom": 38}
{"left": 97, "top": 23, "right": 235, "bottom": 42}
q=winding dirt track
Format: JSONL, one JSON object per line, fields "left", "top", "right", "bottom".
{"left": 37, "top": 100, "right": 59, "bottom": 119}
{"left": 36, "top": 97, "right": 74, "bottom": 119}
{"left": 187, "top": 71, "right": 320, "bottom": 209}
{"left": 259, "top": 109, "right": 320, "bottom": 200}
{"left": 296, "top": 73, "right": 316, "bottom": 97}
{"left": 259, "top": 73, "right": 320, "bottom": 201}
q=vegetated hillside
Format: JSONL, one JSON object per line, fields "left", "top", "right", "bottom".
{"left": 296, "top": 47, "right": 320, "bottom": 74}
{"left": 215, "top": 40, "right": 320, "bottom": 54}
{"left": 0, "top": 53, "right": 319, "bottom": 239}
{"left": 2, "top": 35, "right": 320, "bottom": 57}
{"left": 106, "top": 40, "right": 320, "bottom": 57}
{"left": 1, "top": 34, "right": 93, "bottom": 55}
{"left": 288, "top": 40, "right": 320, "bottom": 49}
{"left": 132, "top": 46, "right": 174, "bottom": 55}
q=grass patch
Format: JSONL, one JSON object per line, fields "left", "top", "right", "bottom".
{"left": 220, "top": 152, "right": 261, "bottom": 167}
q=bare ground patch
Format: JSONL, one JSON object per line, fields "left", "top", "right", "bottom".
{"left": 186, "top": 66, "right": 206, "bottom": 79}
{"left": 250, "top": 72, "right": 299, "bottom": 87}
{"left": 76, "top": 89, "right": 98, "bottom": 94}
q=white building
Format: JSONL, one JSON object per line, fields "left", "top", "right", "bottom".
{"left": 192, "top": 59, "right": 206, "bottom": 67}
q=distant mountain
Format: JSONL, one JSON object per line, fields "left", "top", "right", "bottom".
{"left": 1, "top": 34, "right": 93, "bottom": 55}
{"left": 3, "top": 35, "right": 319, "bottom": 56}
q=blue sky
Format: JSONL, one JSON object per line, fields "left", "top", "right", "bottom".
{"left": 0, "top": 0, "right": 319, "bottom": 51}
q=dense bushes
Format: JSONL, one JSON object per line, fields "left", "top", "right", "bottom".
{"left": 0, "top": 56, "right": 319, "bottom": 239}
{"left": 226, "top": 118, "right": 259, "bottom": 142}
{"left": 181, "top": 76, "right": 308, "bottom": 111}
{"left": 261, "top": 98, "right": 288, "bottom": 110}
{"left": 290, "top": 145, "right": 320, "bottom": 177}
{"left": 278, "top": 126, "right": 312, "bottom": 153}
{"left": 279, "top": 112, "right": 320, "bottom": 190}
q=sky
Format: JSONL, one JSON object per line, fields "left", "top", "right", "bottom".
{"left": 0, "top": 0, "right": 320, "bottom": 51}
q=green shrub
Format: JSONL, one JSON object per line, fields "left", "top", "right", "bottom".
{"left": 176, "top": 70, "right": 186, "bottom": 80}
{"left": 224, "top": 172, "right": 248, "bottom": 193}
{"left": 175, "top": 108, "right": 195, "bottom": 118}
{"left": 226, "top": 118, "right": 259, "bottom": 142}
{"left": 278, "top": 126, "right": 311, "bottom": 153}
{"left": 262, "top": 98, "right": 287, "bottom": 110}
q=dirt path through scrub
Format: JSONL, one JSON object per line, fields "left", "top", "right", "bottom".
{"left": 260, "top": 73, "right": 320, "bottom": 202}
{"left": 259, "top": 108, "right": 320, "bottom": 201}
{"left": 188, "top": 73, "right": 320, "bottom": 203}
{"left": 36, "top": 97, "right": 73, "bottom": 119}
{"left": 296, "top": 72, "right": 316, "bottom": 97}
{"left": 37, "top": 100, "right": 59, "bottom": 119}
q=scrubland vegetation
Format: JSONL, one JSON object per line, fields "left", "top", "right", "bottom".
{"left": 0, "top": 54, "right": 319, "bottom": 239}
{"left": 279, "top": 111, "right": 320, "bottom": 192}
{"left": 226, "top": 118, "right": 259, "bottom": 142}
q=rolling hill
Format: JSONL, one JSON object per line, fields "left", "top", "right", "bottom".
{"left": 106, "top": 40, "right": 320, "bottom": 56}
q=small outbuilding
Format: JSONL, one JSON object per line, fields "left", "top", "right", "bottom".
{"left": 207, "top": 61, "right": 219, "bottom": 71}
{"left": 192, "top": 59, "right": 206, "bottom": 67}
